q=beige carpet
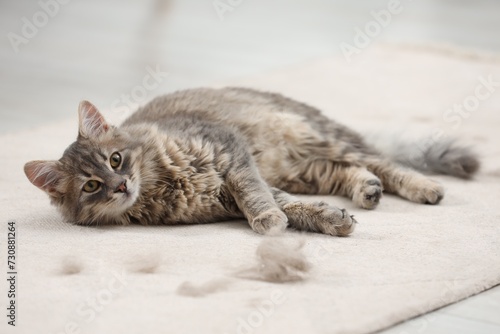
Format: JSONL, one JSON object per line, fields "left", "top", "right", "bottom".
{"left": 1, "top": 45, "right": 500, "bottom": 334}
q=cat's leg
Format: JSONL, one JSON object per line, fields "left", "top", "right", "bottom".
{"left": 365, "top": 158, "right": 444, "bottom": 204}
{"left": 226, "top": 165, "right": 288, "bottom": 235}
{"left": 281, "top": 161, "right": 384, "bottom": 210}
{"left": 270, "top": 188, "right": 356, "bottom": 236}
{"left": 327, "top": 165, "right": 384, "bottom": 210}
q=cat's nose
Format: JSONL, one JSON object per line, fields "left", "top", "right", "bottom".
{"left": 114, "top": 180, "right": 127, "bottom": 193}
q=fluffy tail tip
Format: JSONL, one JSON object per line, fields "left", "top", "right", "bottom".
{"left": 423, "top": 140, "right": 480, "bottom": 179}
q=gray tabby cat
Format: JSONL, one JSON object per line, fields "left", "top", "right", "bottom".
{"left": 24, "top": 88, "right": 479, "bottom": 236}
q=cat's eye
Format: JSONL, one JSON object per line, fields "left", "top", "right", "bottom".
{"left": 83, "top": 180, "right": 101, "bottom": 193}
{"left": 110, "top": 152, "right": 122, "bottom": 169}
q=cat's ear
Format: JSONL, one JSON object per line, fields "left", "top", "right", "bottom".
{"left": 24, "top": 160, "right": 64, "bottom": 197}
{"left": 78, "top": 100, "right": 110, "bottom": 138}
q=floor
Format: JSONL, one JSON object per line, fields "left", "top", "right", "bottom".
{"left": 381, "top": 287, "right": 500, "bottom": 334}
{"left": 1, "top": 0, "right": 499, "bottom": 333}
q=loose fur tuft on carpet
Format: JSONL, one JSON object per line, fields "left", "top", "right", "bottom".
{"left": 127, "top": 254, "right": 162, "bottom": 274}
{"left": 176, "top": 279, "right": 232, "bottom": 297}
{"left": 236, "top": 238, "right": 311, "bottom": 283}
{"left": 59, "top": 256, "right": 83, "bottom": 275}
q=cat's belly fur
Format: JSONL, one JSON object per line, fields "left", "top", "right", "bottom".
{"left": 123, "top": 88, "right": 355, "bottom": 191}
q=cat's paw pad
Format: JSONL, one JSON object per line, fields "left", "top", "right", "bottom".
{"left": 407, "top": 179, "right": 444, "bottom": 204}
{"left": 251, "top": 209, "right": 288, "bottom": 235}
{"left": 312, "top": 202, "right": 356, "bottom": 237}
{"left": 353, "top": 179, "right": 383, "bottom": 210}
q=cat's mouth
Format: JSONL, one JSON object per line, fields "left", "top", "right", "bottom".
{"left": 113, "top": 179, "right": 139, "bottom": 211}
{"left": 119, "top": 186, "right": 138, "bottom": 204}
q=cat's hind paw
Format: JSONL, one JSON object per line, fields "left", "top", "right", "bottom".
{"left": 402, "top": 178, "right": 444, "bottom": 205}
{"left": 353, "top": 179, "right": 383, "bottom": 210}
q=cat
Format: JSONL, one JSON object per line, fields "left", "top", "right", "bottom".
{"left": 24, "top": 87, "right": 479, "bottom": 236}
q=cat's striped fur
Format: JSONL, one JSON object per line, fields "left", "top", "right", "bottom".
{"left": 24, "top": 87, "right": 479, "bottom": 236}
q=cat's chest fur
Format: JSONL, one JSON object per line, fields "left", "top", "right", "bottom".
{"left": 122, "top": 124, "right": 241, "bottom": 225}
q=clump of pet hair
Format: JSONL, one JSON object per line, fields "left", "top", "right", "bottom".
{"left": 177, "top": 279, "right": 232, "bottom": 297}
{"left": 127, "top": 253, "right": 162, "bottom": 274}
{"left": 236, "top": 237, "right": 311, "bottom": 283}
{"left": 59, "top": 256, "right": 83, "bottom": 275}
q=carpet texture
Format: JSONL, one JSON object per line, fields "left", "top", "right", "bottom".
{"left": 1, "top": 45, "right": 500, "bottom": 334}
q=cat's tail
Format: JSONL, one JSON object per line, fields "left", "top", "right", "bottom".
{"left": 364, "top": 130, "right": 480, "bottom": 179}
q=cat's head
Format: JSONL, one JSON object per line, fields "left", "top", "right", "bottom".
{"left": 24, "top": 101, "right": 142, "bottom": 225}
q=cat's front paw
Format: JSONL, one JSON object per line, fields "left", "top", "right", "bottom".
{"left": 312, "top": 202, "right": 356, "bottom": 236}
{"left": 251, "top": 209, "right": 288, "bottom": 235}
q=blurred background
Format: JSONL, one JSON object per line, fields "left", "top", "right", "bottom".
{"left": 1, "top": 0, "right": 499, "bottom": 134}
